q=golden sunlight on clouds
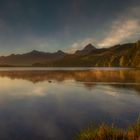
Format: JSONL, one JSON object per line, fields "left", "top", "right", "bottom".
{"left": 67, "top": 17, "right": 140, "bottom": 53}
{"left": 98, "top": 19, "right": 139, "bottom": 47}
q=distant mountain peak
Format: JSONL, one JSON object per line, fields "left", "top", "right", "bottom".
{"left": 84, "top": 44, "right": 96, "bottom": 50}
{"left": 28, "top": 50, "right": 45, "bottom": 55}
{"left": 30, "top": 50, "right": 40, "bottom": 53}
{"left": 56, "top": 50, "right": 65, "bottom": 54}
{"left": 75, "top": 43, "right": 97, "bottom": 55}
{"left": 0, "top": 40, "right": 139, "bottom": 67}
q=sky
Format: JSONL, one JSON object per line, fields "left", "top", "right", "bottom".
{"left": 0, "top": 0, "right": 140, "bottom": 55}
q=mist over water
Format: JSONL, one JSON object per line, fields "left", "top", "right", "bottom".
{"left": 0, "top": 68, "right": 140, "bottom": 140}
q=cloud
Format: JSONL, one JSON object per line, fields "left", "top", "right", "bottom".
{"left": 67, "top": 18, "right": 139, "bottom": 53}
{"left": 67, "top": 16, "right": 140, "bottom": 52}
{"left": 97, "top": 19, "right": 140, "bottom": 47}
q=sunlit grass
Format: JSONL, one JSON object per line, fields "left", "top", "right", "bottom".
{"left": 76, "top": 118, "right": 140, "bottom": 140}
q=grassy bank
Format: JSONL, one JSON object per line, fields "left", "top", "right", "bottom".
{"left": 76, "top": 118, "right": 140, "bottom": 140}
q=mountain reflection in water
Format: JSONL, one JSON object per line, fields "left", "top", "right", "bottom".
{"left": 0, "top": 69, "right": 140, "bottom": 91}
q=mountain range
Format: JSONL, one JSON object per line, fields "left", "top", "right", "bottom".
{"left": 0, "top": 40, "right": 140, "bottom": 67}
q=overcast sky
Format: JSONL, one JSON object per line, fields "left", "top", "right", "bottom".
{"left": 0, "top": 0, "right": 140, "bottom": 55}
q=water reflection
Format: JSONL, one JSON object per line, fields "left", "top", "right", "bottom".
{"left": 0, "top": 69, "right": 140, "bottom": 140}
{"left": 0, "top": 69, "right": 140, "bottom": 91}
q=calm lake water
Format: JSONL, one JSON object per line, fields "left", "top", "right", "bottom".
{"left": 0, "top": 67, "right": 140, "bottom": 140}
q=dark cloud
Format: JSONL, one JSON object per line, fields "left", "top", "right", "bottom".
{"left": 0, "top": 0, "right": 139, "bottom": 54}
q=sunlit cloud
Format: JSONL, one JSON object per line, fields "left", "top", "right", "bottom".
{"left": 68, "top": 17, "right": 140, "bottom": 52}
{"left": 97, "top": 19, "right": 140, "bottom": 47}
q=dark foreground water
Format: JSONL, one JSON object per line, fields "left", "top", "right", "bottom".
{"left": 0, "top": 67, "right": 140, "bottom": 140}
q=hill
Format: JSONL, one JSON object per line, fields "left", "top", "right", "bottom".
{"left": 33, "top": 41, "right": 140, "bottom": 67}
{"left": 0, "top": 40, "right": 140, "bottom": 67}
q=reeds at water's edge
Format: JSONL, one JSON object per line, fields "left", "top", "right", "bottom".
{"left": 76, "top": 117, "right": 140, "bottom": 140}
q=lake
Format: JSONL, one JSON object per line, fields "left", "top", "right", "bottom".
{"left": 0, "top": 67, "right": 140, "bottom": 140}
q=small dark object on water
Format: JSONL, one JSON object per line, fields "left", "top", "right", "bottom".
{"left": 48, "top": 80, "right": 52, "bottom": 83}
